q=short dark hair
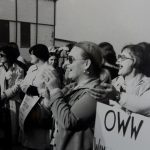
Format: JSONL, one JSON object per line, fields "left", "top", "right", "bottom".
{"left": 98, "top": 42, "right": 117, "bottom": 65}
{"left": 0, "top": 45, "right": 18, "bottom": 64}
{"left": 8, "top": 42, "right": 20, "bottom": 58}
{"left": 137, "top": 42, "right": 150, "bottom": 76}
{"left": 49, "top": 52, "right": 59, "bottom": 59}
{"left": 29, "top": 44, "right": 49, "bottom": 61}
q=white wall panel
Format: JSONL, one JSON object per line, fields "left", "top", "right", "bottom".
{"left": 38, "top": 0, "right": 54, "bottom": 25}
{"left": 18, "top": 0, "right": 36, "bottom": 23}
{"left": 38, "top": 25, "right": 54, "bottom": 46}
{"left": 0, "top": 0, "right": 15, "bottom": 20}
{"left": 9, "top": 21, "right": 16, "bottom": 42}
{"left": 31, "top": 24, "right": 36, "bottom": 46}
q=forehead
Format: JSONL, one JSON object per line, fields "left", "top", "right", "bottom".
{"left": 69, "top": 46, "right": 84, "bottom": 58}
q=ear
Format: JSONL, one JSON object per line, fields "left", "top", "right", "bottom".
{"left": 84, "top": 59, "right": 91, "bottom": 70}
{"left": 132, "top": 58, "right": 137, "bottom": 67}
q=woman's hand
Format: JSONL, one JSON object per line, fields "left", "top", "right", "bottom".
{"left": 88, "top": 85, "right": 108, "bottom": 101}
{"left": 42, "top": 68, "right": 60, "bottom": 91}
{"left": 38, "top": 88, "right": 46, "bottom": 98}
{"left": 89, "top": 83, "right": 119, "bottom": 102}
{"left": 42, "top": 87, "right": 51, "bottom": 108}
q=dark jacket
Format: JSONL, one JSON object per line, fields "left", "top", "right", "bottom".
{"left": 50, "top": 79, "right": 100, "bottom": 150}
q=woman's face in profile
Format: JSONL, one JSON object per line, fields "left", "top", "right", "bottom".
{"left": 67, "top": 46, "right": 86, "bottom": 82}
{"left": 30, "top": 54, "right": 39, "bottom": 64}
{"left": 117, "top": 48, "right": 134, "bottom": 77}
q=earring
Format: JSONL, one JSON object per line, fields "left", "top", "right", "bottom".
{"left": 84, "top": 69, "right": 89, "bottom": 74}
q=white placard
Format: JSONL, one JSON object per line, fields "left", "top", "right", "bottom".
{"left": 94, "top": 103, "right": 149, "bottom": 150}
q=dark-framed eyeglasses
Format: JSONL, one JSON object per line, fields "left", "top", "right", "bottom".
{"left": 118, "top": 54, "right": 134, "bottom": 61}
{"left": 67, "top": 56, "right": 85, "bottom": 64}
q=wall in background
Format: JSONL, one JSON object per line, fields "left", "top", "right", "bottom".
{"left": 0, "top": 0, "right": 55, "bottom": 61}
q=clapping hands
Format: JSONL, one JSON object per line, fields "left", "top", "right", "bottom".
{"left": 42, "top": 67, "right": 60, "bottom": 91}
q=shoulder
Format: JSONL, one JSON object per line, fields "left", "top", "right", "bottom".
{"left": 28, "top": 64, "right": 38, "bottom": 72}
{"left": 138, "top": 76, "right": 150, "bottom": 95}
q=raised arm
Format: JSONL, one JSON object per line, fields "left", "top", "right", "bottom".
{"left": 48, "top": 89, "right": 96, "bottom": 130}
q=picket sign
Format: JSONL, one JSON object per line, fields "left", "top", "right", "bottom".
{"left": 94, "top": 102, "right": 150, "bottom": 150}
{"left": 19, "top": 95, "right": 39, "bottom": 130}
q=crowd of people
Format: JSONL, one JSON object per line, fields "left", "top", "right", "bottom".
{"left": 0, "top": 41, "right": 150, "bottom": 150}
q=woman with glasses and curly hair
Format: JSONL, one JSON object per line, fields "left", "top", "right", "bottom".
{"left": 93, "top": 44, "right": 150, "bottom": 117}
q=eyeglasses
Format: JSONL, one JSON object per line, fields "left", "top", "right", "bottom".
{"left": 118, "top": 54, "right": 134, "bottom": 61}
{"left": 0, "top": 53, "right": 6, "bottom": 57}
{"left": 67, "top": 56, "right": 85, "bottom": 64}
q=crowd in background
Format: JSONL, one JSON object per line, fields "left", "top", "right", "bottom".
{"left": 0, "top": 41, "right": 150, "bottom": 150}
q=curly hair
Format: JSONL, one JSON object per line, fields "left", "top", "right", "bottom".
{"left": 29, "top": 44, "right": 49, "bottom": 62}
{"left": 0, "top": 45, "right": 18, "bottom": 64}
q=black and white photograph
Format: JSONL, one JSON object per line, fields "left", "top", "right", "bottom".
{"left": 0, "top": 0, "right": 150, "bottom": 150}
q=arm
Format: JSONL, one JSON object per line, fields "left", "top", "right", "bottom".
{"left": 2, "top": 84, "right": 21, "bottom": 100}
{"left": 119, "top": 91, "right": 150, "bottom": 116}
{"left": 20, "top": 65, "right": 36, "bottom": 93}
{"left": 42, "top": 68, "right": 96, "bottom": 130}
{"left": 20, "top": 71, "right": 31, "bottom": 93}
{"left": 49, "top": 89, "right": 96, "bottom": 130}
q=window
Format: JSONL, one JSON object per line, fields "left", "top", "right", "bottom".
{"left": 0, "top": 20, "right": 9, "bottom": 45}
{"left": 20, "top": 22, "right": 30, "bottom": 48}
